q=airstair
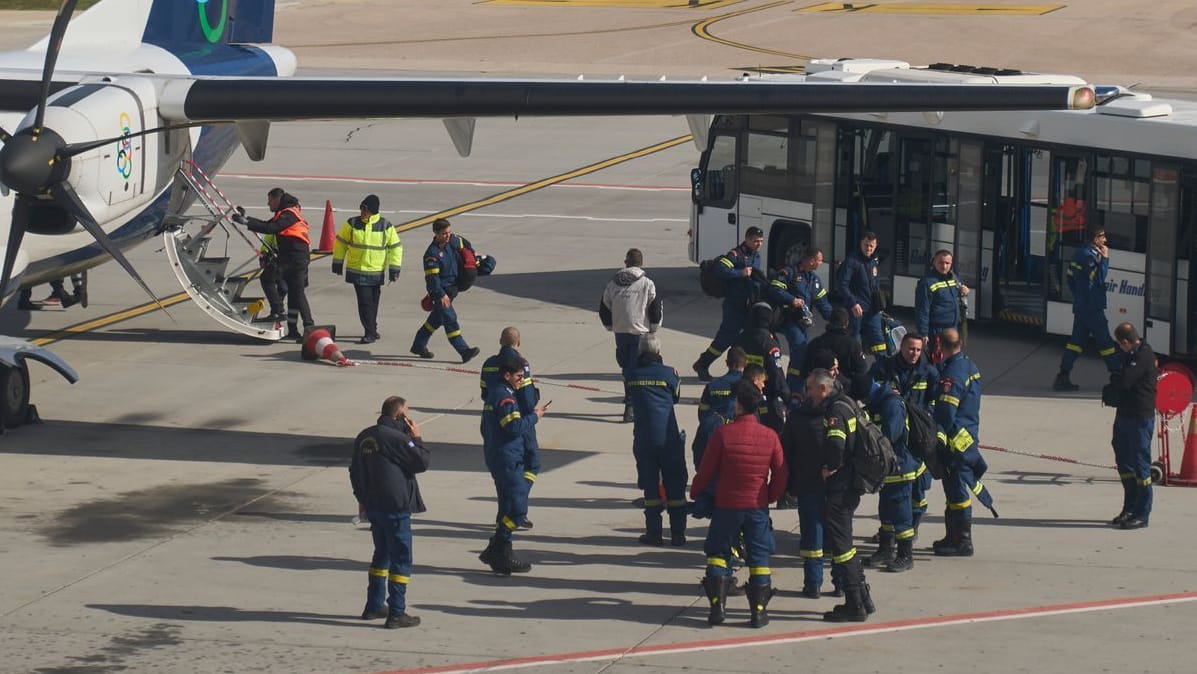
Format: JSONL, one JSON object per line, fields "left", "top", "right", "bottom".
{"left": 162, "top": 160, "right": 283, "bottom": 341}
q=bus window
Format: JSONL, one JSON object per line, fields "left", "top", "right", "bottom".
{"left": 700, "top": 134, "right": 738, "bottom": 208}
{"left": 1148, "top": 165, "right": 1179, "bottom": 321}
{"left": 742, "top": 129, "right": 790, "bottom": 199}
{"left": 1094, "top": 154, "right": 1149, "bottom": 252}
{"left": 1049, "top": 155, "right": 1087, "bottom": 304}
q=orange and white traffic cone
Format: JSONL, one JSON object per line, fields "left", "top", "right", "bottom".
{"left": 1179, "top": 407, "right": 1197, "bottom": 482}
{"left": 316, "top": 200, "right": 336, "bottom": 253}
{"left": 302, "top": 327, "right": 351, "bottom": 367}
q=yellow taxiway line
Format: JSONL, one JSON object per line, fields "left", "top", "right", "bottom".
{"left": 796, "top": 2, "right": 1064, "bottom": 15}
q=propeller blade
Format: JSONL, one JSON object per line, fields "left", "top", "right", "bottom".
{"left": 0, "top": 126, "right": 11, "bottom": 142}
{"left": 59, "top": 122, "right": 203, "bottom": 160}
{"left": 34, "top": 0, "right": 81, "bottom": 132}
{"left": 0, "top": 199, "right": 29, "bottom": 301}
{"left": 51, "top": 181, "right": 172, "bottom": 317}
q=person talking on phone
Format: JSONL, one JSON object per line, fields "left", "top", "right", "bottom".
{"left": 1054, "top": 226, "right": 1122, "bottom": 391}
{"left": 479, "top": 327, "right": 541, "bottom": 528}
{"left": 349, "top": 396, "right": 429, "bottom": 629}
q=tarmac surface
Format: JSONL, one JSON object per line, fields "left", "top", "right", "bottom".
{"left": 2, "top": 2, "right": 1197, "bottom": 673}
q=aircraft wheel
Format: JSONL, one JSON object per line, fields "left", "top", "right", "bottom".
{"left": 0, "top": 362, "right": 31, "bottom": 429}
{"left": 1150, "top": 461, "right": 1165, "bottom": 485}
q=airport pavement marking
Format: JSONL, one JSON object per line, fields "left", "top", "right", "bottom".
{"left": 370, "top": 590, "right": 1197, "bottom": 674}
{"left": 481, "top": 0, "right": 741, "bottom": 7}
{"left": 26, "top": 136, "right": 692, "bottom": 347}
{"left": 691, "top": 0, "right": 814, "bottom": 62}
{"left": 795, "top": 2, "right": 1065, "bottom": 14}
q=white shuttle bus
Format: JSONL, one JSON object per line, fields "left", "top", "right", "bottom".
{"left": 688, "top": 58, "right": 1197, "bottom": 356}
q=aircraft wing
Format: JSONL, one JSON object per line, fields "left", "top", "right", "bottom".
{"left": 157, "top": 76, "right": 1095, "bottom": 122}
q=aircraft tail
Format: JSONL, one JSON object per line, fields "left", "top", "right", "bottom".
{"left": 37, "top": 0, "right": 275, "bottom": 52}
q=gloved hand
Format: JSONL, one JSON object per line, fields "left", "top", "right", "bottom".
{"left": 331, "top": 262, "right": 343, "bottom": 276}
{"left": 388, "top": 268, "right": 401, "bottom": 284}
{"left": 231, "top": 206, "right": 248, "bottom": 226}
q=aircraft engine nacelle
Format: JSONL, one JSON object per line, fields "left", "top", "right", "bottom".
{"left": 17, "top": 77, "right": 161, "bottom": 235}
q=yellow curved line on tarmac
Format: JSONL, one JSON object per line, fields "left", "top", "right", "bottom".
{"left": 28, "top": 135, "right": 693, "bottom": 346}
{"left": 691, "top": 0, "right": 813, "bottom": 61}
{"left": 291, "top": 18, "right": 700, "bottom": 50}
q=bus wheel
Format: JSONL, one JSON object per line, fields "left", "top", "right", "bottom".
{"left": 770, "top": 221, "right": 811, "bottom": 270}
{"left": 0, "top": 362, "right": 31, "bottom": 429}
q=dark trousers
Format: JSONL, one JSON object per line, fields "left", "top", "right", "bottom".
{"left": 825, "top": 487, "right": 864, "bottom": 589}
{"left": 878, "top": 479, "right": 914, "bottom": 539}
{"left": 1060, "top": 310, "right": 1121, "bottom": 373}
{"left": 354, "top": 283, "right": 381, "bottom": 336}
{"left": 701, "top": 302, "right": 747, "bottom": 361}
{"left": 282, "top": 262, "right": 314, "bottom": 330}
{"left": 491, "top": 462, "right": 529, "bottom": 543}
{"left": 260, "top": 262, "right": 287, "bottom": 315}
{"left": 796, "top": 492, "right": 830, "bottom": 588}
{"left": 614, "top": 332, "right": 641, "bottom": 404}
{"left": 634, "top": 441, "right": 688, "bottom": 537}
{"left": 1113, "top": 414, "right": 1154, "bottom": 520}
{"left": 704, "top": 508, "right": 774, "bottom": 584}
{"left": 849, "top": 310, "right": 886, "bottom": 357}
{"left": 366, "top": 511, "right": 413, "bottom": 616}
{"left": 412, "top": 301, "right": 470, "bottom": 355}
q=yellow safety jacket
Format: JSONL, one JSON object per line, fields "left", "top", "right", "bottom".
{"left": 332, "top": 213, "right": 403, "bottom": 285}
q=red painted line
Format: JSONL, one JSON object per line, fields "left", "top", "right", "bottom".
{"left": 370, "top": 590, "right": 1197, "bottom": 674}
{"left": 220, "top": 172, "right": 687, "bottom": 192}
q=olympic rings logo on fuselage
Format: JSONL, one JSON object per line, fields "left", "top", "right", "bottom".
{"left": 196, "top": 0, "right": 229, "bottom": 44}
{"left": 116, "top": 112, "right": 133, "bottom": 180}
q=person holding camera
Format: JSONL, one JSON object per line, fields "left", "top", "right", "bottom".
{"left": 349, "top": 396, "right": 430, "bottom": 629}
{"left": 1106, "top": 322, "right": 1158, "bottom": 530}
{"left": 693, "top": 227, "right": 766, "bottom": 382}
{"left": 768, "top": 247, "right": 834, "bottom": 406}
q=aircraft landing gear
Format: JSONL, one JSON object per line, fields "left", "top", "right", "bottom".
{"left": 0, "top": 361, "right": 31, "bottom": 429}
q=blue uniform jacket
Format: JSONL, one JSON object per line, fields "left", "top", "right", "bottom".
{"left": 698, "top": 369, "right": 742, "bottom": 425}
{"left": 713, "top": 243, "right": 761, "bottom": 308}
{"left": 867, "top": 387, "right": 919, "bottom": 479}
{"left": 915, "top": 270, "right": 962, "bottom": 335}
{"left": 1068, "top": 242, "right": 1108, "bottom": 313}
{"left": 480, "top": 346, "right": 539, "bottom": 451}
{"left": 627, "top": 357, "right": 682, "bottom": 451}
{"left": 837, "top": 249, "right": 880, "bottom": 313}
{"left": 934, "top": 352, "right": 982, "bottom": 457}
{"left": 481, "top": 383, "right": 538, "bottom": 472}
{"left": 870, "top": 355, "right": 939, "bottom": 411}
{"left": 768, "top": 265, "right": 834, "bottom": 323}
{"left": 423, "top": 234, "right": 474, "bottom": 300}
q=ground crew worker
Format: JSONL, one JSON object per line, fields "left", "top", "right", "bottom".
{"left": 915, "top": 250, "right": 970, "bottom": 362}
{"left": 235, "top": 187, "right": 315, "bottom": 341}
{"left": 1054, "top": 226, "right": 1121, "bottom": 391}
{"left": 932, "top": 328, "right": 995, "bottom": 556}
{"left": 257, "top": 234, "right": 287, "bottom": 322}
{"left": 836, "top": 231, "right": 887, "bottom": 359}
{"left": 479, "top": 356, "right": 546, "bottom": 574}
{"left": 599, "top": 248, "right": 663, "bottom": 423}
{"left": 768, "top": 247, "right": 834, "bottom": 399}
{"left": 692, "top": 379, "right": 787, "bottom": 628}
{"left": 627, "top": 334, "right": 688, "bottom": 546}
{"left": 332, "top": 194, "right": 403, "bottom": 344}
{"left": 806, "top": 369, "right": 875, "bottom": 622}
{"left": 803, "top": 308, "right": 870, "bottom": 401}
{"left": 693, "top": 227, "right": 765, "bottom": 381}
{"left": 410, "top": 218, "right": 481, "bottom": 363}
{"left": 1109, "top": 322, "right": 1158, "bottom": 530}
{"left": 734, "top": 302, "right": 789, "bottom": 433}
{"left": 349, "top": 396, "right": 429, "bottom": 629}
{"left": 694, "top": 347, "right": 748, "bottom": 470}
{"left": 479, "top": 327, "right": 540, "bottom": 529}
{"left": 863, "top": 380, "right": 918, "bottom": 573}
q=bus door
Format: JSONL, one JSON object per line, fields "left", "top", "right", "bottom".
{"left": 1146, "top": 163, "right": 1181, "bottom": 354}
{"left": 1177, "top": 168, "right": 1197, "bottom": 356}
{"left": 986, "top": 145, "right": 1052, "bottom": 326}
{"left": 691, "top": 132, "right": 741, "bottom": 260}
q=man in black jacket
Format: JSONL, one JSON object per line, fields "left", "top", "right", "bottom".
{"left": 235, "top": 188, "right": 316, "bottom": 341}
{"left": 1109, "top": 323, "right": 1158, "bottom": 530}
{"left": 350, "top": 396, "right": 430, "bottom": 629}
{"left": 803, "top": 308, "right": 870, "bottom": 401}
{"left": 734, "top": 302, "right": 789, "bottom": 432}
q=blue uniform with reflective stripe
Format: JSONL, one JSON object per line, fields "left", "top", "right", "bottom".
{"left": 481, "top": 383, "right": 539, "bottom": 541}
{"left": 703, "top": 244, "right": 762, "bottom": 357}
{"left": 868, "top": 387, "right": 917, "bottom": 540}
{"left": 770, "top": 264, "right": 834, "bottom": 394}
{"left": 1060, "top": 242, "right": 1120, "bottom": 373}
{"left": 628, "top": 358, "right": 688, "bottom": 539}
{"left": 915, "top": 271, "right": 962, "bottom": 337}
{"left": 934, "top": 352, "right": 992, "bottom": 520}
{"left": 694, "top": 369, "right": 741, "bottom": 468}
{"left": 412, "top": 234, "right": 475, "bottom": 356}
{"left": 480, "top": 346, "right": 541, "bottom": 480}
{"left": 837, "top": 250, "right": 886, "bottom": 355}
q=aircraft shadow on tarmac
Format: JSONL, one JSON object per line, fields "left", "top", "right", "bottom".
{"left": 87, "top": 604, "right": 362, "bottom": 628}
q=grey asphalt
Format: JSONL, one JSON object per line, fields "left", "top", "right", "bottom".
{"left": 2, "top": 2, "right": 1196, "bottom": 673}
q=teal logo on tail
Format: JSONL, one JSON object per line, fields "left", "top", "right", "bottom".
{"left": 196, "top": 0, "right": 229, "bottom": 44}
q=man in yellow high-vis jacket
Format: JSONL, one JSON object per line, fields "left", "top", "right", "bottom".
{"left": 333, "top": 194, "right": 403, "bottom": 344}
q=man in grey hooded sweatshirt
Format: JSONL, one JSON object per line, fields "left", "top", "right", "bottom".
{"left": 600, "top": 248, "right": 664, "bottom": 423}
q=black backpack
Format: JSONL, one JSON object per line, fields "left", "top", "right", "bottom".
{"left": 904, "top": 400, "right": 937, "bottom": 461}
{"left": 699, "top": 258, "right": 729, "bottom": 298}
{"left": 833, "top": 399, "right": 899, "bottom": 495}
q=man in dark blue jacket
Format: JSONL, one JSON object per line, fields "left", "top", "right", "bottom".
{"left": 769, "top": 247, "right": 834, "bottom": 387}
{"left": 693, "top": 228, "right": 765, "bottom": 381}
{"left": 915, "top": 250, "right": 970, "bottom": 362}
{"left": 629, "top": 334, "right": 688, "bottom": 546}
{"left": 1109, "top": 322, "right": 1158, "bottom": 530}
{"left": 836, "top": 231, "right": 886, "bottom": 359}
{"left": 350, "top": 396, "right": 430, "bottom": 629}
{"left": 410, "top": 218, "right": 481, "bottom": 363}
{"left": 1054, "top": 226, "right": 1121, "bottom": 390}
{"left": 863, "top": 380, "right": 919, "bottom": 573}
{"left": 480, "top": 327, "right": 540, "bottom": 528}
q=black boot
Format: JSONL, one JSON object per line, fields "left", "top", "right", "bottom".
{"left": 384, "top": 612, "right": 421, "bottom": 629}
{"left": 935, "top": 515, "right": 974, "bottom": 557}
{"left": 823, "top": 586, "right": 868, "bottom": 622}
{"left": 865, "top": 532, "right": 895, "bottom": 567}
{"left": 479, "top": 535, "right": 502, "bottom": 572}
{"left": 701, "top": 575, "right": 729, "bottom": 626}
{"left": 668, "top": 506, "right": 688, "bottom": 547}
{"left": 640, "top": 507, "right": 664, "bottom": 545}
{"left": 499, "top": 541, "right": 532, "bottom": 574}
{"left": 860, "top": 580, "right": 876, "bottom": 615}
{"left": 1053, "top": 370, "right": 1079, "bottom": 391}
{"left": 931, "top": 511, "right": 955, "bottom": 554}
{"left": 692, "top": 352, "right": 716, "bottom": 382}
{"left": 885, "top": 538, "right": 914, "bottom": 573}
{"left": 745, "top": 580, "right": 774, "bottom": 628}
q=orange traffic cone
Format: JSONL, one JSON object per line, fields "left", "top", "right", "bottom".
{"left": 316, "top": 200, "right": 336, "bottom": 253}
{"left": 1179, "top": 407, "right": 1197, "bottom": 481}
{"left": 302, "top": 327, "right": 351, "bottom": 367}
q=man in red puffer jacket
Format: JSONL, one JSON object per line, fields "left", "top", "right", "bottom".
{"left": 692, "top": 379, "right": 788, "bottom": 629}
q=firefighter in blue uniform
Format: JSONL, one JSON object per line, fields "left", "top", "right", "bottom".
{"left": 734, "top": 302, "right": 790, "bottom": 433}
{"left": 693, "top": 347, "right": 748, "bottom": 470}
{"left": 1054, "top": 226, "right": 1121, "bottom": 390}
{"left": 693, "top": 227, "right": 765, "bottom": 381}
{"left": 479, "top": 356, "right": 546, "bottom": 574}
{"left": 480, "top": 327, "right": 540, "bottom": 529}
{"left": 863, "top": 380, "right": 919, "bottom": 573}
{"left": 836, "top": 231, "right": 887, "bottom": 359}
{"left": 410, "top": 218, "right": 481, "bottom": 363}
{"left": 870, "top": 333, "right": 938, "bottom": 534}
{"left": 915, "top": 250, "right": 970, "bottom": 362}
{"left": 1109, "top": 322, "right": 1157, "bottom": 530}
{"left": 768, "top": 247, "right": 834, "bottom": 405}
{"left": 932, "top": 328, "right": 996, "bottom": 556}
{"left": 628, "top": 334, "right": 689, "bottom": 546}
